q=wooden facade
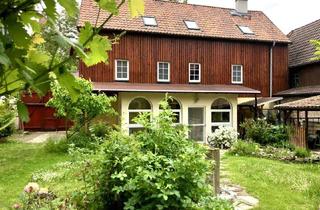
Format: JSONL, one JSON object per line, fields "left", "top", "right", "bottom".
{"left": 289, "top": 63, "right": 320, "bottom": 88}
{"left": 80, "top": 32, "right": 289, "bottom": 97}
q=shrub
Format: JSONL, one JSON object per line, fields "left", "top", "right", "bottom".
{"left": 208, "top": 126, "right": 238, "bottom": 149}
{"left": 229, "top": 140, "right": 260, "bottom": 156}
{"left": 68, "top": 131, "right": 103, "bottom": 150}
{"left": 79, "top": 98, "right": 232, "bottom": 209}
{"left": 44, "top": 137, "right": 69, "bottom": 153}
{"left": 0, "top": 98, "right": 16, "bottom": 139}
{"left": 294, "top": 147, "right": 311, "bottom": 158}
{"left": 90, "top": 122, "right": 110, "bottom": 138}
{"left": 241, "top": 119, "right": 292, "bottom": 146}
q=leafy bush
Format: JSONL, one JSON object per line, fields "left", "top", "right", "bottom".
{"left": 241, "top": 119, "right": 292, "bottom": 146}
{"left": 44, "top": 137, "right": 69, "bottom": 153}
{"left": 79, "top": 98, "right": 232, "bottom": 209}
{"left": 68, "top": 131, "right": 104, "bottom": 150}
{"left": 90, "top": 122, "right": 110, "bottom": 138}
{"left": 294, "top": 147, "right": 311, "bottom": 158}
{"left": 208, "top": 126, "right": 238, "bottom": 149}
{"left": 229, "top": 140, "right": 260, "bottom": 156}
{"left": 0, "top": 98, "right": 16, "bottom": 139}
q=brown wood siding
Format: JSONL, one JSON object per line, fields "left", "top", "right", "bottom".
{"left": 79, "top": 33, "right": 289, "bottom": 97}
{"left": 290, "top": 63, "right": 320, "bottom": 87}
{"left": 273, "top": 45, "right": 289, "bottom": 94}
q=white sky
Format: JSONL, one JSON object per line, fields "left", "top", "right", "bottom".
{"left": 188, "top": 0, "right": 320, "bottom": 34}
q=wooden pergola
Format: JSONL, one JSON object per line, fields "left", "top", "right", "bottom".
{"left": 275, "top": 95, "right": 320, "bottom": 148}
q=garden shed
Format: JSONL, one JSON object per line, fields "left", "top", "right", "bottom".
{"left": 275, "top": 95, "right": 320, "bottom": 149}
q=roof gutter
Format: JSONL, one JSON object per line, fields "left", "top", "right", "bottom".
{"left": 269, "top": 41, "right": 276, "bottom": 97}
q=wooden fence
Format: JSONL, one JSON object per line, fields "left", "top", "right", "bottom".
{"left": 290, "top": 125, "right": 306, "bottom": 148}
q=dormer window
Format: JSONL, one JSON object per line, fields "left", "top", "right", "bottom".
{"left": 184, "top": 20, "right": 200, "bottom": 30}
{"left": 238, "top": 25, "right": 254, "bottom": 35}
{"left": 142, "top": 16, "right": 157, "bottom": 26}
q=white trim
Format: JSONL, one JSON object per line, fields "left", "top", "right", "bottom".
{"left": 231, "top": 64, "right": 243, "bottom": 84}
{"left": 189, "top": 63, "right": 201, "bottom": 83}
{"left": 157, "top": 62, "right": 170, "bottom": 82}
{"left": 115, "top": 59, "right": 129, "bottom": 81}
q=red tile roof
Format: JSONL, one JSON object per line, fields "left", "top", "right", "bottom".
{"left": 78, "top": 0, "right": 290, "bottom": 43}
{"left": 288, "top": 19, "right": 320, "bottom": 67}
{"left": 275, "top": 95, "right": 320, "bottom": 111}
{"left": 92, "top": 82, "right": 260, "bottom": 94}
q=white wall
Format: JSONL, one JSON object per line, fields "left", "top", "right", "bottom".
{"left": 118, "top": 92, "right": 238, "bottom": 143}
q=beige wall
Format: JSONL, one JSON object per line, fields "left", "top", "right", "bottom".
{"left": 118, "top": 92, "right": 238, "bottom": 143}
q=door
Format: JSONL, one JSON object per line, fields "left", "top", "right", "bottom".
{"left": 188, "top": 107, "right": 205, "bottom": 142}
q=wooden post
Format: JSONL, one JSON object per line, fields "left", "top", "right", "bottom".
{"left": 254, "top": 94, "right": 258, "bottom": 120}
{"left": 208, "top": 148, "right": 220, "bottom": 195}
{"left": 297, "top": 110, "right": 300, "bottom": 126}
{"left": 305, "top": 110, "right": 308, "bottom": 148}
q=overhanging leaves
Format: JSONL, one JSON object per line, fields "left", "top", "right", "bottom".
{"left": 4, "top": 15, "right": 31, "bottom": 48}
{"left": 54, "top": 69, "right": 81, "bottom": 102}
{"left": 128, "top": 0, "right": 144, "bottom": 17}
{"left": 57, "top": 0, "right": 78, "bottom": 17}
{"left": 17, "top": 100, "right": 30, "bottom": 122}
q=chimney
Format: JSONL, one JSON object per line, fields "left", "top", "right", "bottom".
{"left": 235, "top": 0, "right": 248, "bottom": 14}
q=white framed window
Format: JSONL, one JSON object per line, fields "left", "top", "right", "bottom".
{"left": 115, "top": 59, "right": 129, "bottom": 81}
{"left": 188, "top": 107, "right": 205, "bottom": 143}
{"left": 128, "top": 97, "right": 151, "bottom": 134}
{"left": 238, "top": 25, "right": 254, "bottom": 35}
{"left": 157, "top": 62, "right": 170, "bottom": 82}
{"left": 232, "top": 65, "right": 243, "bottom": 84}
{"left": 189, "top": 63, "right": 201, "bottom": 83}
{"left": 211, "top": 99, "right": 232, "bottom": 132}
{"left": 159, "top": 98, "right": 181, "bottom": 124}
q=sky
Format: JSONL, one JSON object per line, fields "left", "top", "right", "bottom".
{"left": 187, "top": 0, "right": 320, "bottom": 34}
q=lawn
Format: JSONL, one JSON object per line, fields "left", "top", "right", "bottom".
{"left": 224, "top": 155, "right": 320, "bottom": 210}
{"left": 0, "top": 141, "right": 69, "bottom": 209}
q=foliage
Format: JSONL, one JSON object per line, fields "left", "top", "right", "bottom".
{"left": 208, "top": 126, "right": 238, "bottom": 149}
{"left": 0, "top": 0, "right": 144, "bottom": 122}
{"left": 44, "top": 137, "right": 69, "bottom": 153}
{"left": 224, "top": 155, "right": 320, "bottom": 210}
{"left": 74, "top": 98, "right": 232, "bottom": 209}
{"left": 310, "top": 39, "right": 320, "bottom": 61}
{"left": 294, "top": 147, "right": 311, "bottom": 158}
{"left": 0, "top": 97, "right": 16, "bottom": 138}
{"left": 47, "top": 78, "right": 116, "bottom": 134}
{"left": 90, "top": 122, "right": 110, "bottom": 138}
{"left": 229, "top": 140, "right": 260, "bottom": 156}
{"left": 241, "top": 119, "right": 292, "bottom": 146}
{"left": 68, "top": 131, "right": 105, "bottom": 150}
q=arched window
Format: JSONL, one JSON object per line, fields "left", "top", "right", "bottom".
{"left": 159, "top": 98, "right": 181, "bottom": 124}
{"left": 211, "top": 98, "right": 231, "bottom": 132}
{"left": 128, "top": 97, "right": 151, "bottom": 134}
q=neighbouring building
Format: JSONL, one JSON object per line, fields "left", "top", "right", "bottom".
{"left": 76, "top": 0, "right": 290, "bottom": 143}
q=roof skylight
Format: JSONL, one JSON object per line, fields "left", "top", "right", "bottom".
{"left": 184, "top": 20, "right": 200, "bottom": 30}
{"left": 142, "top": 16, "right": 157, "bottom": 26}
{"left": 238, "top": 25, "right": 254, "bottom": 35}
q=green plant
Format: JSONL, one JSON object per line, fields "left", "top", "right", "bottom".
{"left": 229, "top": 140, "right": 260, "bottom": 156}
{"left": 294, "top": 147, "right": 311, "bottom": 158}
{"left": 44, "top": 137, "right": 69, "bottom": 153}
{"left": 77, "top": 98, "right": 232, "bottom": 209}
{"left": 0, "top": 98, "right": 16, "bottom": 139}
{"left": 68, "top": 131, "right": 104, "bottom": 150}
{"left": 47, "top": 78, "right": 116, "bottom": 136}
{"left": 90, "top": 122, "right": 110, "bottom": 138}
{"left": 208, "top": 126, "right": 238, "bottom": 149}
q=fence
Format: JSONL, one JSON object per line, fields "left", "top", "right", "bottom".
{"left": 207, "top": 148, "right": 220, "bottom": 195}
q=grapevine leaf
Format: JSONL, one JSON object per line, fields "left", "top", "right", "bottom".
{"left": 57, "top": 0, "right": 78, "bottom": 17}
{"left": 20, "top": 11, "right": 42, "bottom": 33}
{"left": 4, "top": 15, "right": 31, "bottom": 48}
{"left": 95, "top": 0, "right": 118, "bottom": 14}
{"left": 82, "top": 35, "right": 112, "bottom": 66}
{"left": 54, "top": 70, "right": 81, "bottom": 102}
{"left": 128, "top": 0, "right": 144, "bottom": 17}
{"left": 79, "top": 22, "right": 93, "bottom": 45}
{"left": 17, "top": 101, "right": 30, "bottom": 123}
{"left": 27, "top": 49, "right": 51, "bottom": 67}
{"left": 0, "top": 41, "right": 11, "bottom": 66}
{"left": 43, "top": 0, "right": 57, "bottom": 21}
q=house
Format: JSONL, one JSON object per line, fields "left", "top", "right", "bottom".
{"left": 274, "top": 19, "right": 320, "bottom": 148}
{"left": 77, "top": 0, "right": 290, "bottom": 142}
{"left": 276, "top": 19, "right": 320, "bottom": 100}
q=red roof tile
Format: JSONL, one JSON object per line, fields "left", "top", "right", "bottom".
{"left": 78, "top": 0, "right": 290, "bottom": 43}
{"left": 92, "top": 82, "right": 260, "bottom": 94}
{"left": 288, "top": 19, "right": 320, "bottom": 67}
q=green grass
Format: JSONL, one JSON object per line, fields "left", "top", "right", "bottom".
{"left": 224, "top": 155, "right": 320, "bottom": 210}
{"left": 0, "top": 141, "right": 69, "bottom": 209}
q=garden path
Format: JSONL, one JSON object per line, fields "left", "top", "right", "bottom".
{"left": 219, "top": 150, "right": 259, "bottom": 210}
{"left": 10, "top": 131, "right": 66, "bottom": 143}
